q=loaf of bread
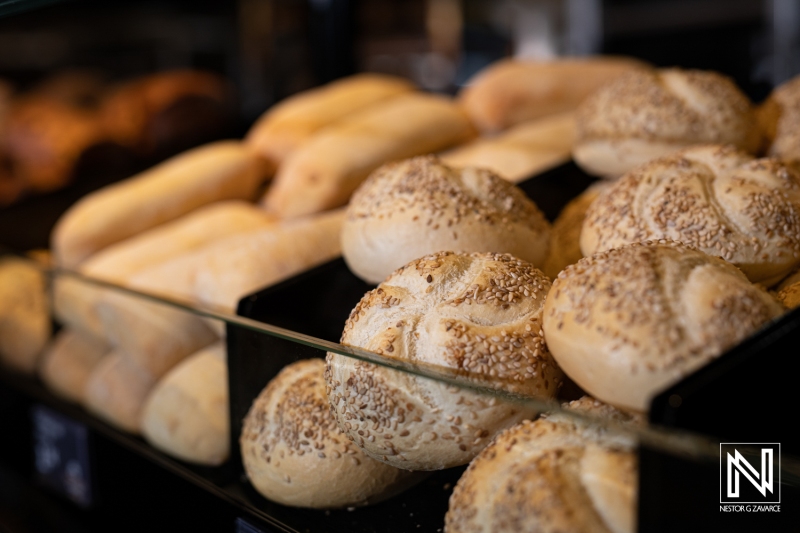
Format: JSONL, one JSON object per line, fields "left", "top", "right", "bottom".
{"left": 342, "top": 156, "right": 551, "bottom": 284}
{"left": 83, "top": 351, "right": 156, "bottom": 434}
{"left": 261, "top": 92, "right": 476, "bottom": 218}
{"left": 326, "top": 251, "right": 563, "bottom": 470}
{"left": 445, "top": 397, "right": 639, "bottom": 533}
{"left": 543, "top": 241, "right": 785, "bottom": 411}
{"left": 51, "top": 140, "right": 270, "bottom": 268}
{"left": 53, "top": 201, "right": 276, "bottom": 341}
{"left": 242, "top": 359, "right": 419, "bottom": 508}
{"left": 0, "top": 256, "right": 51, "bottom": 374}
{"left": 246, "top": 73, "right": 415, "bottom": 169}
{"left": 38, "top": 329, "right": 110, "bottom": 403}
{"left": 141, "top": 343, "right": 229, "bottom": 466}
{"left": 573, "top": 68, "right": 762, "bottom": 178}
{"left": 759, "top": 74, "right": 800, "bottom": 170}
{"left": 580, "top": 145, "right": 800, "bottom": 286}
{"left": 440, "top": 112, "right": 575, "bottom": 182}
{"left": 459, "top": 57, "right": 645, "bottom": 134}
{"left": 542, "top": 181, "right": 608, "bottom": 279}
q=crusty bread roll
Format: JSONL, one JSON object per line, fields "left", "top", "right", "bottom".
{"left": 573, "top": 68, "right": 762, "bottom": 178}
{"left": 38, "top": 329, "right": 109, "bottom": 403}
{"left": 242, "top": 359, "right": 418, "bottom": 508}
{"left": 543, "top": 241, "right": 784, "bottom": 411}
{"left": 83, "top": 351, "right": 156, "bottom": 434}
{"left": 542, "top": 181, "right": 608, "bottom": 279}
{"left": 580, "top": 145, "right": 800, "bottom": 286}
{"left": 760, "top": 74, "right": 800, "bottom": 170}
{"left": 262, "top": 92, "right": 476, "bottom": 218}
{"left": 141, "top": 343, "right": 229, "bottom": 466}
{"left": 246, "top": 73, "right": 415, "bottom": 169}
{"left": 53, "top": 201, "right": 277, "bottom": 340}
{"left": 342, "top": 156, "right": 551, "bottom": 284}
{"left": 52, "top": 140, "right": 270, "bottom": 268}
{"left": 326, "top": 251, "right": 564, "bottom": 470}
{"left": 777, "top": 280, "right": 800, "bottom": 309}
{"left": 445, "top": 397, "right": 639, "bottom": 533}
{"left": 439, "top": 112, "right": 575, "bottom": 182}
{"left": 0, "top": 257, "right": 51, "bottom": 374}
{"left": 458, "top": 57, "right": 646, "bottom": 134}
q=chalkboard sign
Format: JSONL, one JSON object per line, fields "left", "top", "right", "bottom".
{"left": 31, "top": 404, "right": 93, "bottom": 508}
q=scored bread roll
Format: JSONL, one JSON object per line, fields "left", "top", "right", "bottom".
{"left": 141, "top": 343, "right": 229, "bottom": 466}
{"left": 242, "top": 359, "right": 418, "bottom": 508}
{"left": 84, "top": 351, "right": 156, "bottom": 434}
{"left": 326, "top": 251, "right": 564, "bottom": 471}
{"left": 54, "top": 201, "right": 276, "bottom": 341}
{"left": 0, "top": 257, "right": 51, "bottom": 374}
{"left": 580, "top": 145, "right": 800, "bottom": 286}
{"left": 573, "top": 68, "right": 762, "bottom": 178}
{"left": 439, "top": 112, "right": 575, "bottom": 182}
{"left": 458, "top": 57, "right": 645, "bottom": 134}
{"left": 542, "top": 181, "right": 608, "bottom": 279}
{"left": 261, "top": 92, "right": 476, "bottom": 218}
{"left": 38, "top": 329, "right": 109, "bottom": 403}
{"left": 445, "top": 397, "right": 639, "bottom": 533}
{"left": 52, "top": 140, "right": 270, "bottom": 268}
{"left": 342, "top": 156, "right": 551, "bottom": 284}
{"left": 543, "top": 241, "right": 784, "bottom": 411}
{"left": 246, "top": 73, "right": 415, "bottom": 169}
{"left": 760, "top": 74, "right": 800, "bottom": 170}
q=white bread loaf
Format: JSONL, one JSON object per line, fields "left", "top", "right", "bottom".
{"left": 83, "top": 351, "right": 156, "bottom": 434}
{"left": 580, "top": 145, "right": 800, "bottom": 286}
{"left": 38, "top": 329, "right": 109, "bottom": 403}
{"left": 458, "top": 57, "right": 646, "bottom": 134}
{"left": 0, "top": 257, "right": 51, "bottom": 373}
{"left": 262, "top": 92, "right": 477, "bottom": 218}
{"left": 52, "top": 141, "right": 270, "bottom": 268}
{"left": 440, "top": 112, "right": 575, "bottom": 182}
{"left": 342, "top": 156, "right": 551, "bottom": 284}
{"left": 542, "top": 241, "right": 785, "bottom": 411}
{"left": 573, "top": 68, "right": 762, "bottom": 178}
{"left": 141, "top": 343, "right": 229, "bottom": 466}
{"left": 246, "top": 74, "right": 415, "bottom": 168}
{"left": 542, "top": 181, "right": 609, "bottom": 279}
{"left": 445, "top": 397, "right": 639, "bottom": 533}
{"left": 53, "top": 201, "right": 276, "bottom": 341}
{"left": 242, "top": 359, "right": 419, "bottom": 508}
{"left": 325, "top": 251, "right": 563, "bottom": 471}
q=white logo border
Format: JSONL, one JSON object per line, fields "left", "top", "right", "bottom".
{"left": 720, "top": 442, "right": 781, "bottom": 504}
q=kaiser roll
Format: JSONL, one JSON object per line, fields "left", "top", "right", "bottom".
{"left": 760, "top": 73, "right": 800, "bottom": 170}
{"left": 342, "top": 156, "right": 551, "bottom": 284}
{"left": 573, "top": 68, "right": 761, "bottom": 178}
{"left": 325, "top": 251, "right": 564, "bottom": 471}
{"left": 241, "top": 359, "right": 418, "bottom": 508}
{"left": 580, "top": 145, "right": 800, "bottom": 286}
{"left": 543, "top": 241, "right": 784, "bottom": 411}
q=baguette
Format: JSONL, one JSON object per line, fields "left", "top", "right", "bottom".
{"left": 261, "top": 93, "right": 477, "bottom": 218}
{"left": 38, "top": 329, "right": 110, "bottom": 403}
{"left": 440, "top": 112, "right": 575, "bottom": 182}
{"left": 52, "top": 140, "right": 270, "bottom": 268}
{"left": 459, "top": 57, "right": 646, "bottom": 133}
{"left": 245, "top": 74, "right": 415, "bottom": 168}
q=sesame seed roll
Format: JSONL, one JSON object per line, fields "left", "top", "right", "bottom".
{"left": 325, "top": 251, "right": 563, "bottom": 471}
{"left": 580, "top": 145, "right": 800, "bottom": 286}
{"left": 241, "top": 359, "right": 418, "bottom": 508}
{"left": 341, "top": 156, "right": 551, "bottom": 284}
{"left": 572, "top": 68, "right": 761, "bottom": 179}
{"left": 543, "top": 241, "right": 785, "bottom": 412}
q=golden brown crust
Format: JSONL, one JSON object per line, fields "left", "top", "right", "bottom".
{"left": 573, "top": 68, "right": 762, "bottom": 177}
{"left": 761, "top": 75, "right": 800, "bottom": 169}
{"left": 326, "top": 251, "right": 563, "bottom": 470}
{"left": 241, "top": 359, "right": 416, "bottom": 508}
{"left": 342, "top": 156, "right": 551, "bottom": 283}
{"left": 580, "top": 145, "right": 800, "bottom": 286}
{"left": 543, "top": 241, "right": 785, "bottom": 411}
